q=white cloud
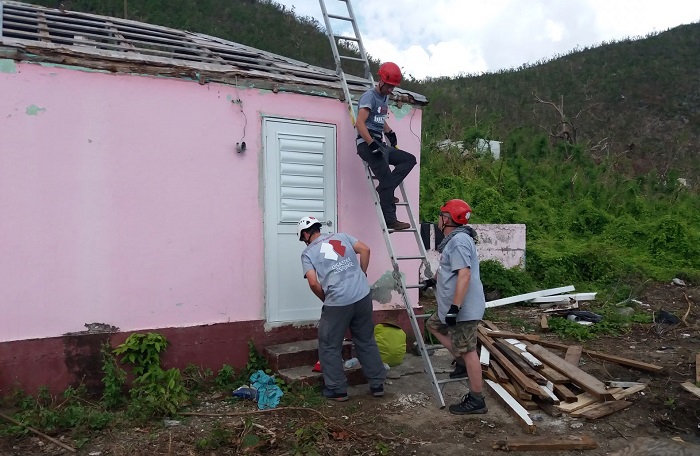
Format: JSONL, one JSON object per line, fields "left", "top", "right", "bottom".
{"left": 272, "top": 0, "right": 700, "bottom": 78}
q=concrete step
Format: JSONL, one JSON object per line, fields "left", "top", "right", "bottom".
{"left": 264, "top": 339, "right": 352, "bottom": 372}
{"left": 277, "top": 364, "right": 367, "bottom": 388}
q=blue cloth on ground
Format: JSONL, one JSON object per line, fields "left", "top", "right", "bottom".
{"left": 250, "top": 370, "right": 284, "bottom": 410}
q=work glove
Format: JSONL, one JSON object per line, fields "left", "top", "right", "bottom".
{"left": 445, "top": 305, "right": 460, "bottom": 327}
{"left": 368, "top": 140, "right": 382, "bottom": 154}
{"left": 420, "top": 278, "right": 436, "bottom": 290}
{"left": 385, "top": 131, "right": 398, "bottom": 148}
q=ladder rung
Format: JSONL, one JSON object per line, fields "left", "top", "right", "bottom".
{"left": 395, "top": 255, "right": 426, "bottom": 260}
{"left": 334, "top": 34, "right": 359, "bottom": 42}
{"left": 339, "top": 55, "right": 366, "bottom": 62}
{"left": 396, "top": 202, "right": 408, "bottom": 206}
{"left": 388, "top": 228, "right": 417, "bottom": 233}
{"left": 424, "top": 344, "right": 445, "bottom": 351}
{"left": 328, "top": 13, "right": 352, "bottom": 21}
{"left": 405, "top": 284, "right": 425, "bottom": 289}
{"left": 413, "top": 313, "right": 431, "bottom": 319}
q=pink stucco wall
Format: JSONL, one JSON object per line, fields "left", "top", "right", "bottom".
{"left": 0, "top": 60, "right": 422, "bottom": 343}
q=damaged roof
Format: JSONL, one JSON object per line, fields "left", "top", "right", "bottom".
{"left": 0, "top": 1, "right": 427, "bottom": 105}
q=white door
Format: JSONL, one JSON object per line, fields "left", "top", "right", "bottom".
{"left": 263, "top": 118, "right": 337, "bottom": 322}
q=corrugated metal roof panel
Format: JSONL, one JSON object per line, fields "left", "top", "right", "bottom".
{"left": 0, "top": 1, "right": 427, "bottom": 104}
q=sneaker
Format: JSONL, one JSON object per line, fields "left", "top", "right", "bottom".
{"left": 322, "top": 388, "right": 349, "bottom": 402}
{"left": 449, "top": 393, "right": 488, "bottom": 415}
{"left": 387, "top": 221, "right": 411, "bottom": 231}
{"left": 370, "top": 385, "right": 384, "bottom": 397}
{"left": 449, "top": 361, "right": 468, "bottom": 379}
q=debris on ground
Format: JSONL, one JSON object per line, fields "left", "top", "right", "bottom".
{"left": 476, "top": 320, "right": 664, "bottom": 434}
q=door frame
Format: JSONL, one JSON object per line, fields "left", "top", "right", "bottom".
{"left": 262, "top": 116, "right": 337, "bottom": 323}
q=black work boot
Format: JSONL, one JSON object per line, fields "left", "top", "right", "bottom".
{"left": 449, "top": 358, "right": 468, "bottom": 379}
{"left": 449, "top": 393, "right": 488, "bottom": 415}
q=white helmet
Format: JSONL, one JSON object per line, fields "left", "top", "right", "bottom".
{"left": 297, "top": 216, "right": 323, "bottom": 241}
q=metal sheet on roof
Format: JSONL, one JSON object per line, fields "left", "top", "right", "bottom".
{"left": 0, "top": 0, "right": 427, "bottom": 104}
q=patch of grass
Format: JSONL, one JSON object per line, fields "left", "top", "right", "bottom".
{"left": 279, "top": 384, "right": 323, "bottom": 408}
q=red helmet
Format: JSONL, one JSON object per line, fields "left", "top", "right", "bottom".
{"left": 440, "top": 199, "right": 472, "bottom": 225}
{"left": 378, "top": 62, "right": 402, "bottom": 86}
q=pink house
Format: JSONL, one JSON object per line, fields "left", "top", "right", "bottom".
{"left": 0, "top": 1, "right": 427, "bottom": 394}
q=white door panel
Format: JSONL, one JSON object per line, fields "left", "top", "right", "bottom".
{"left": 264, "top": 118, "right": 337, "bottom": 322}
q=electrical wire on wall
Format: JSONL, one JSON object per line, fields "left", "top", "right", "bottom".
{"left": 232, "top": 76, "right": 248, "bottom": 153}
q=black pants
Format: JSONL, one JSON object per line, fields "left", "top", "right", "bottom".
{"left": 357, "top": 142, "right": 416, "bottom": 224}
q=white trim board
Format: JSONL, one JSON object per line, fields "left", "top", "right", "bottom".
{"left": 530, "top": 293, "right": 597, "bottom": 303}
{"left": 485, "top": 286, "right": 575, "bottom": 308}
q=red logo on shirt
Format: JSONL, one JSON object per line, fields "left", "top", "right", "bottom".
{"left": 329, "top": 240, "right": 346, "bottom": 257}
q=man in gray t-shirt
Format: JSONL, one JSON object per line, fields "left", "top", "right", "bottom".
{"left": 297, "top": 216, "right": 386, "bottom": 402}
{"left": 423, "top": 199, "right": 488, "bottom": 415}
{"left": 355, "top": 62, "right": 416, "bottom": 231}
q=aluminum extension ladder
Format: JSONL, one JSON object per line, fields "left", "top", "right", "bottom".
{"left": 318, "top": 0, "right": 466, "bottom": 408}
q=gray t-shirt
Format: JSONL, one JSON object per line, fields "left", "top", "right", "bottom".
{"left": 356, "top": 87, "right": 388, "bottom": 143}
{"left": 301, "top": 233, "right": 370, "bottom": 306}
{"left": 436, "top": 232, "right": 486, "bottom": 322}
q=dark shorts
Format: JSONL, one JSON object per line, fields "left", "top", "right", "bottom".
{"left": 426, "top": 313, "right": 479, "bottom": 353}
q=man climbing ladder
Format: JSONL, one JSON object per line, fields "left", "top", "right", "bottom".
{"left": 355, "top": 62, "right": 417, "bottom": 231}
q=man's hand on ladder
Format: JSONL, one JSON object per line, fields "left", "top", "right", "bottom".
{"left": 420, "top": 278, "right": 436, "bottom": 290}
{"left": 385, "top": 131, "right": 397, "bottom": 148}
{"left": 368, "top": 140, "right": 383, "bottom": 154}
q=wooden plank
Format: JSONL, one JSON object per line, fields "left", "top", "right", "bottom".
{"left": 612, "top": 384, "right": 646, "bottom": 400}
{"left": 518, "top": 399, "right": 540, "bottom": 411}
{"left": 486, "top": 285, "right": 575, "bottom": 308}
{"left": 696, "top": 353, "right": 700, "bottom": 383}
{"left": 606, "top": 381, "right": 646, "bottom": 388}
{"left": 528, "top": 344, "right": 614, "bottom": 400}
{"left": 485, "top": 380, "right": 536, "bottom": 434}
{"left": 680, "top": 382, "right": 700, "bottom": 399}
{"left": 533, "top": 397, "right": 563, "bottom": 417}
{"left": 540, "top": 366, "right": 570, "bottom": 384}
{"left": 481, "top": 320, "right": 501, "bottom": 331}
{"left": 530, "top": 292, "right": 597, "bottom": 303}
{"left": 558, "top": 388, "right": 623, "bottom": 413}
{"left": 521, "top": 352, "right": 544, "bottom": 370}
{"left": 564, "top": 345, "right": 583, "bottom": 366}
{"left": 501, "top": 379, "right": 533, "bottom": 402}
{"left": 538, "top": 385, "right": 561, "bottom": 404}
{"left": 492, "top": 435, "right": 597, "bottom": 451}
{"left": 510, "top": 379, "right": 534, "bottom": 401}
{"left": 558, "top": 393, "right": 601, "bottom": 413}
{"left": 494, "top": 341, "right": 548, "bottom": 386}
{"left": 502, "top": 339, "right": 543, "bottom": 369}
{"left": 576, "top": 400, "right": 633, "bottom": 420}
{"left": 490, "top": 359, "right": 510, "bottom": 383}
{"left": 477, "top": 330, "right": 544, "bottom": 396}
{"left": 540, "top": 314, "right": 549, "bottom": 330}
{"left": 484, "top": 367, "right": 499, "bottom": 383}
{"left": 483, "top": 331, "right": 541, "bottom": 341}
{"left": 535, "top": 340, "right": 665, "bottom": 373}
{"left": 553, "top": 383, "right": 578, "bottom": 403}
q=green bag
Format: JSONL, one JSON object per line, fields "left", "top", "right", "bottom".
{"left": 374, "top": 321, "right": 406, "bottom": 367}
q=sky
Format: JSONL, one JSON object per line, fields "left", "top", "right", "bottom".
{"left": 271, "top": 1, "right": 700, "bottom": 80}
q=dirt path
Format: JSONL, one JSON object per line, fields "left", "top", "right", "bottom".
{"left": 2, "top": 282, "right": 699, "bottom": 455}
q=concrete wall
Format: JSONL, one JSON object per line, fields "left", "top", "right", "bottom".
{"left": 0, "top": 59, "right": 423, "bottom": 344}
{"left": 420, "top": 223, "right": 526, "bottom": 279}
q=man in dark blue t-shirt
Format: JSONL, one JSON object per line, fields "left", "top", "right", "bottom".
{"left": 356, "top": 62, "right": 416, "bottom": 231}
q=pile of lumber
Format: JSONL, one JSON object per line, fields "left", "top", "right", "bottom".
{"left": 477, "top": 320, "right": 664, "bottom": 434}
